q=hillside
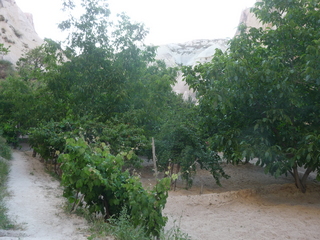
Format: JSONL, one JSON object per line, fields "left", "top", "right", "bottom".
{"left": 0, "top": 0, "right": 43, "bottom": 64}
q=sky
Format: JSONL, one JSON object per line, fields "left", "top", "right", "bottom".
{"left": 14, "top": 0, "right": 257, "bottom": 46}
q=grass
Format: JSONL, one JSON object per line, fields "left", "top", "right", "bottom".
{"left": 64, "top": 202, "right": 191, "bottom": 240}
{"left": 0, "top": 138, "right": 15, "bottom": 230}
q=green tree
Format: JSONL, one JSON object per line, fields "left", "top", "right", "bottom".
{"left": 0, "top": 44, "right": 14, "bottom": 79}
{"left": 0, "top": 43, "right": 9, "bottom": 56}
{"left": 155, "top": 97, "right": 228, "bottom": 188}
{"left": 183, "top": 0, "right": 320, "bottom": 192}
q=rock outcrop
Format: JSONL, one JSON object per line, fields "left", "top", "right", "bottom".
{"left": 0, "top": 0, "right": 43, "bottom": 64}
{"left": 155, "top": 39, "right": 229, "bottom": 98}
{"left": 156, "top": 39, "right": 229, "bottom": 68}
{"left": 235, "top": 3, "right": 273, "bottom": 35}
{"left": 0, "top": 0, "right": 237, "bottom": 99}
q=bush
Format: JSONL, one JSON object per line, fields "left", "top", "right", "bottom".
{"left": 156, "top": 122, "right": 228, "bottom": 188}
{"left": 0, "top": 60, "right": 15, "bottom": 79}
{"left": 59, "top": 138, "right": 171, "bottom": 238}
{"left": 28, "top": 118, "right": 148, "bottom": 170}
{"left": 0, "top": 136, "right": 11, "bottom": 160}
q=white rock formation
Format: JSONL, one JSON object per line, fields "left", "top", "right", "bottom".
{"left": 0, "top": 0, "right": 43, "bottom": 64}
{"left": 235, "top": 4, "right": 273, "bottom": 35}
{"left": 156, "top": 39, "right": 229, "bottom": 68}
{"left": 155, "top": 39, "right": 229, "bottom": 99}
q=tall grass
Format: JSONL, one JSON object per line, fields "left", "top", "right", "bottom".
{"left": 65, "top": 202, "right": 191, "bottom": 240}
{"left": 0, "top": 136, "right": 14, "bottom": 229}
{"left": 0, "top": 136, "right": 12, "bottom": 160}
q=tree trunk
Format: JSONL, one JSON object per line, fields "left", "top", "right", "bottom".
{"left": 103, "top": 199, "right": 110, "bottom": 221}
{"left": 292, "top": 165, "right": 313, "bottom": 193}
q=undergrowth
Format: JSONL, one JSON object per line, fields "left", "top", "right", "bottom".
{"left": 64, "top": 201, "right": 191, "bottom": 240}
{"left": 0, "top": 137, "right": 15, "bottom": 230}
{"left": 0, "top": 136, "right": 11, "bottom": 160}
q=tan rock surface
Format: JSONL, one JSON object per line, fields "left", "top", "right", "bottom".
{"left": 0, "top": 0, "right": 43, "bottom": 64}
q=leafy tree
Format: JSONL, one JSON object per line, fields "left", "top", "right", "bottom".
{"left": 0, "top": 60, "right": 15, "bottom": 79}
{"left": 155, "top": 98, "right": 228, "bottom": 188}
{"left": 15, "top": 39, "right": 63, "bottom": 82}
{"left": 0, "top": 43, "right": 9, "bottom": 56}
{"left": 0, "top": 38, "right": 72, "bottom": 146}
{"left": 183, "top": 0, "right": 320, "bottom": 192}
{"left": 28, "top": 117, "right": 148, "bottom": 169}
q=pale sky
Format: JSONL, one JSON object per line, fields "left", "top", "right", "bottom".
{"left": 15, "top": 0, "right": 257, "bottom": 45}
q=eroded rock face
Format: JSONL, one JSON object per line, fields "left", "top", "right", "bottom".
{"left": 0, "top": 0, "right": 43, "bottom": 64}
{"left": 155, "top": 39, "right": 229, "bottom": 99}
{"left": 235, "top": 4, "right": 273, "bottom": 35}
{"left": 156, "top": 39, "right": 229, "bottom": 68}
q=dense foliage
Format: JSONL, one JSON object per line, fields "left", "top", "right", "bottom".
{"left": 28, "top": 118, "right": 148, "bottom": 172}
{"left": 0, "top": 134, "right": 13, "bottom": 230}
{"left": 8, "top": 0, "right": 318, "bottom": 236}
{"left": 183, "top": 0, "right": 320, "bottom": 192}
{"left": 0, "top": 0, "right": 227, "bottom": 236}
{"left": 0, "top": 136, "right": 11, "bottom": 160}
{"left": 155, "top": 99, "right": 228, "bottom": 188}
{"left": 59, "top": 137, "right": 170, "bottom": 237}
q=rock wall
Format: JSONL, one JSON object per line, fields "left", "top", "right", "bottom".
{"left": 155, "top": 39, "right": 229, "bottom": 99}
{"left": 235, "top": 4, "right": 273, "bottom": 35}
{"left": 156, "top": 39, "right": 229, "bottom": 67}
{"left": 0, "top": 0, "right": 43, "bottom": 64}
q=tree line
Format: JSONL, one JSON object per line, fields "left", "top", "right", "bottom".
{"left": 0, "top": 0, "right": 319, "bottom": 236}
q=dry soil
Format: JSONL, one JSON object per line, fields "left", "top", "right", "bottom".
{"left": 1, "top": 147, "right": 320, "bottom": 240}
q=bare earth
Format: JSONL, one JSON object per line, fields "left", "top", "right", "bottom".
{"left": 140, "top": 161, "right": 320, "bottom": 240}
{"left": 1, "top": 149, "right": 89, "bottom": 240}
{"left": 1, "top": 147, "right": 320, "bottom": 240}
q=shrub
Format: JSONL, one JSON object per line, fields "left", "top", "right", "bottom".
{"left": 59, "top": 138, "right": 171, "bottom": 238}
{"left": 0, "top": 136, "right": 11, "bottom": 160}
{"left": 0, "top": 60, "right": 15, "bottom": 79}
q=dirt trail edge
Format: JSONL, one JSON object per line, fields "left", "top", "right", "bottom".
{"left": 1, "top": 149, "right": 88, "bottom": 240}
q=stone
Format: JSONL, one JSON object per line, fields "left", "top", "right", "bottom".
{"left": 0, "top": 0, "right": 43, "bottom": 64}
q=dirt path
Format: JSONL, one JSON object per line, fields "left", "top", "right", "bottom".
{"left": 0, "top": 149, "right": 88, "bottom": 240}
{"left": 2, "top": 148, "right": 320, "bottom": 240}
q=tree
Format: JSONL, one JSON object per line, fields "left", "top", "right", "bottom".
{"left": 0, "top": 43, "right": 9, "bottom": 56}
{"left": 0, "top": 44, "right": 14, "bottom": 79}
{"left": 155, "top": 97, "right": 228, "bottom": 188}
{"left": 183, "top": 0, "right": 320, "bottom": 192}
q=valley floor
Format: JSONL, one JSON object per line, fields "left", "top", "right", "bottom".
{"left": 141, "top": 159, "right": 320, "bottom": 240}
{"left": 1, "top": 147, "right": 320, "bottom": 240}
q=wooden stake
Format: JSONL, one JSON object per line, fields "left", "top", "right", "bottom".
{"left": 152, "top": 137, "right": 158, "bottom": 179}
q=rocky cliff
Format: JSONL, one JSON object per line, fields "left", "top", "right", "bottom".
{"left": 0, "top": 0, "right": 43, "bottom": 64}
{"left": 235, "top": 4, "right": 273, "bottom": 35}
{"left": 155, "top": 39, "right": 229, "bottom": 98}
{"left": 155, "top": 39, "right": 229, "bottom": 67}
{"left": 1, "top": 0, "right": 253, "bottom": 99}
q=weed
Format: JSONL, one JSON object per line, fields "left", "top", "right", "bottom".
{"left": 0, "top": 136, "right": 11, "bottom": 160}
{"left": 160, "top": 218, "right": 192, "bottom": 240}
{"left": 64, "top": 199, "right": 192, "bottom": 240}
{"left": 0, "top": 159, "right": 15, "bottom": 230}
{"left": 103, "top": 208, "right": 149, "bottom": 240}
{"left": 0, "top": 136, "right": 18, "bottom": 230}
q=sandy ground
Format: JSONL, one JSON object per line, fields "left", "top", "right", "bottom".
{"left": 140, "top": 162, "right": 320, "bottom": 240}
{"left": 0, "top": 149, "right": 89, "bottom": 240}
{"left": 1, "top": 147, "right": 320, "bottom": 240}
